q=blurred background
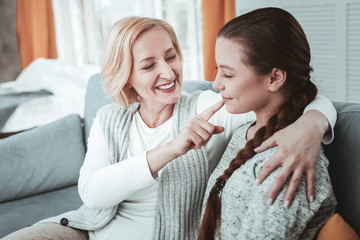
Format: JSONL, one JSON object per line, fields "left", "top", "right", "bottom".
{"left": 0, "top": 0, "right": 359, "bottom": 135}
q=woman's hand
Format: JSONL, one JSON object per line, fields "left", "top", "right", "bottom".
{"left": 147, "top": 101, "right": 224, "bottom": 176}
{"left": 169, "top": 101, "right": 225, "bottom": 157}
{"left": 254, "top": 110, "right": 329, "bottom": 208}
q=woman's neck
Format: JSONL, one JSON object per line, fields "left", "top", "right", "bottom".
{"left": 137, "top": 102, "right": 175, "bottom": 128}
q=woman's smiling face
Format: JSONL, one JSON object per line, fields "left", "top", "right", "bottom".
{"left": 127, "top": 26, "right": 183, "bottom": 108}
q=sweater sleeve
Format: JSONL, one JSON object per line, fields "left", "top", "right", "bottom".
{"left": 304, "top": 94, "right": 337, "bottom": 144}
{"left": 78, "top": 118, "right": 156, "bottom": 209}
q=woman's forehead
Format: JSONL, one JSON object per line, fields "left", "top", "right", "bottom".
{"left": 132, "top": 26, "right": 174, "bottom": 61}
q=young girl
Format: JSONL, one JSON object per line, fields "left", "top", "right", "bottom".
{"left": 198, "top": 7, "right": 336, "bottom": 240}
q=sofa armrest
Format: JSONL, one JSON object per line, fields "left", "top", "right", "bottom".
{"left": 0, "top": 114, "right": 85, "bottom": 203}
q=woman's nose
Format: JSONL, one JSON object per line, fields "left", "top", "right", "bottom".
{"left": 158, "top": 61, "right": 175, "bottom": 80}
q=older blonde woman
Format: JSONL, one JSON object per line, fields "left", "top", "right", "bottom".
{"left": 3, "top": 17, "right": 336, "bottom": 240}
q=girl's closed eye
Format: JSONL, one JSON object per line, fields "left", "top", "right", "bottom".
{"left": 216, "top": 67, "right": 233, "bottom": 79}
{"left": 223, "top": 73, "right": 233, "bottom": 79}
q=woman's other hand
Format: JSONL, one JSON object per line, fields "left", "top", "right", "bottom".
{"left": 254, "top": 110, "right": 329, "bottom": 207}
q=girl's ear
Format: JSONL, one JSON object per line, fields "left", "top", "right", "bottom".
{"left": 268, "top": 68, "right": 286, "bottom": 92}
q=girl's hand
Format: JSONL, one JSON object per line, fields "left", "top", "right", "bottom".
{"left": 254, "top": 110, "right": 329, "bottom": 208}
{"left": 169, "top": 101, "right": 225, "bottom": 157}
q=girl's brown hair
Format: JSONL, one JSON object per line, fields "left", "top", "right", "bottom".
{"left": 198, "top": 7, "right": 317, "bottom": 240}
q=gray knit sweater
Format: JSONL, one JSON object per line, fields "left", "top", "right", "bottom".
{"left": 41, "top": 91, "right": 210, "bottom": 239}
{"left": 202, "top": 122, "right": 337, "bottom": 240}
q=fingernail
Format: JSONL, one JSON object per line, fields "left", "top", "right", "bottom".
{"left": 254, "top": 147, "right": 259, "bottom": 152}
{"left": 309, "top": 196, "right": 314, "bottom": 202}
{"left": 255, "top": 179, "right": 260, "bottom": 185}
{"left": 266, "top": 198, "right": 273, "bottom": 205}
{"left": 284, "top": 200, "right": 289, "bottom": 208}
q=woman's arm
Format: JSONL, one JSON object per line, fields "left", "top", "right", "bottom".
{"left": 254, "top": 94, "right": 337, "bottom": 206}
{"left": 78, "top": 118, "right": 156, "bottom": 209}
{"left": 80, "top": 100, "right": 226, "bottom": 207}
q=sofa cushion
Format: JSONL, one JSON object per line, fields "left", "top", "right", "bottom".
{"left": 0, "top": 114, "right": 85, "bottom": 203}
{"left": 324, "top": 102, "right": 360, "bottom": 236}
{"left": 316, "top": 213, "right": 359, "bottom": 240}
{"left": 0, "top": 185, "right": 82, "bottom": 238}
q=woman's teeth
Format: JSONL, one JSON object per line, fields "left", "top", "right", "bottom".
{"left": 157, "top": 81, "right": 175, "bottom": 90}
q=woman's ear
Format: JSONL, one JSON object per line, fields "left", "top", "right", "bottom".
{"left": 268, "top": 68, "right": 286, "bottom": 92}
{"left": 124, "top": 82, "right": 132, "bottom": 89}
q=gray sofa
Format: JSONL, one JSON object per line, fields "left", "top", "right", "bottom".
{"left": 0, "top": 73, "right": 359, "bottom": 238}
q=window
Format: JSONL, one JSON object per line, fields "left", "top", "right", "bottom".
{"left": 52, "top": 0, "right": 204, "bottom": 81}
{"left": 236, "top": 0, "right": 360, "bottom": 103}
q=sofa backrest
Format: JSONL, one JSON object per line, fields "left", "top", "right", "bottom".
{"left": 323, "top": 102, "right": 360, "bottom": 236}
{"left": 84, "top": 73, "right": 360, "bottom": 235}
{"left": 84, "top": 74, "right": 112, "bottom": 145}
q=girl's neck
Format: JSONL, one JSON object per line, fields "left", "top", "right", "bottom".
{"left": 246, "top": 100, "right": 283, "bottom": 140}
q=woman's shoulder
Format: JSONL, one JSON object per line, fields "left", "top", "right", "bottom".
{"left": 180, "top": 89, "right": 208, "bottom": 102}
{"left": 197, "top": 90, "right": 221, "bottom": 109}
{"left": 96, "top": 102, "right": 138, "bottom": 117}
{"left": 97, "top": 103, "right": 121, "bottom": 112}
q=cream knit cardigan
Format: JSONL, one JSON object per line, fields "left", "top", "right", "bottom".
{"left": 41, "top": 91, "right": 210, "bottom": 240}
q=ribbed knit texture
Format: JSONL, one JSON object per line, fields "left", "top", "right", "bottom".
{"left": 152, "top": 91, "right": 209, "bottom": 240}
{"left": 40, "top": 91, "right": 210, "bottom": 239}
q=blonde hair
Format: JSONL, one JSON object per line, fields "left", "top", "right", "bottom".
{"left": 101, "top": 17, "right": 183, "bottom": 108}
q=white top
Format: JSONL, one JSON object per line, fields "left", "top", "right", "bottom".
{"left": 78, "top": 91, "right": 336, "bottom": 240}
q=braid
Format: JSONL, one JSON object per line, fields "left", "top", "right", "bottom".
{"left": 198, "top": 84, "right": 317, "bottom": 240}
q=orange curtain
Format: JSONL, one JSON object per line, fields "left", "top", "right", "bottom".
{"left": 202, "top": 0, "right": 235, "bottom": 81}
{"left": 16, "top": 0, "right": 57, "bottom": 69}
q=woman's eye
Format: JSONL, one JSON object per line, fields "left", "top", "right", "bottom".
{"left": 166, "top": 55, "right": 176, "bottom": 61}
{"left": 224, "top": 74, "right": 232, "bottom": 79}
{"left": 142, "top": 63, "right": 155, "bottom": 70}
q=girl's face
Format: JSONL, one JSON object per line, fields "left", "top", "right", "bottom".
{"left": 213, "top": 38, "right": 271, "bottom": 115}
{"left": 127, "top": 26, "right": 183, "bottom": 108}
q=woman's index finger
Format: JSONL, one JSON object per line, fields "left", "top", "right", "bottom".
{"left": 199, "top": 100, "right": 225, "bottom": 121}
